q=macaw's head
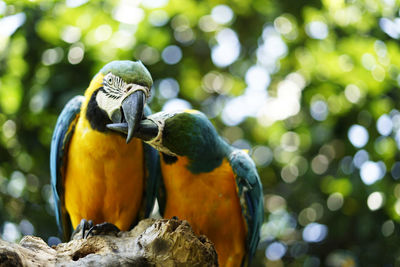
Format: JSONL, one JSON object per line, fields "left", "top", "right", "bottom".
{"left": 108, "top": 110, "right": 229, "bottom": 169}
{"left": 90, "top": 60, "right": 153, "bottom": 143}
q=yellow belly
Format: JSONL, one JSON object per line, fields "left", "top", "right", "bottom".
{"left": 64, "top": 118, "right": 144, "bottom": 231}
{"left": 162, "top": 156, "right": 246, "bottom": 267}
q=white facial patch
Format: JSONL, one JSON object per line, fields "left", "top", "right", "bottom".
{"left": 96, "top": 89, "right": 122, "bottom": 121}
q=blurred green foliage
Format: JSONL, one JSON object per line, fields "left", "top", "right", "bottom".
{"left": 1, "top": 0, "right": 400, "bottom": 266}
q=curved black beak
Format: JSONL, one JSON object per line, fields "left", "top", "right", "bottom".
{"left": 121, "top": 90, "right": 145, "bottom": 143}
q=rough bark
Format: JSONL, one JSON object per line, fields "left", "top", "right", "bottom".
{"left": 0, "top": 218, "right": 218, "bottom": 266}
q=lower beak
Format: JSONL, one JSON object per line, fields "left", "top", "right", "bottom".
{"left": 107, "top": 119, "right": 159, "bottom": 142}
{"left": 121, "top": 90, "right": 145, "bottom": 143}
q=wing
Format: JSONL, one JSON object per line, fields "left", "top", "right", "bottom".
{"left": 229, "top": 149, "right": 264, "bottom": 264}
{"left": 142, "top": 143, "right": 162, "bottom": 217}
{"left": 50, "top": 95, "right": 84, "bottom": 241}
{"left": 141, "top": 105, "right": 164, "bottom": 218}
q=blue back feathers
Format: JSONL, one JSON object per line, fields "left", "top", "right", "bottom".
{"left": 229, "top": 149, "right": 264, "bottom": 264}
{"left": 142, "top": 105, "right": 163, "bottom": 218}
{"left": 50, "top": 95, "right": 84, "bottom": 240}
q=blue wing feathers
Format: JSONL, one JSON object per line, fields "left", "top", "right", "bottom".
{"left": 50, "top": 95, "right": 84, "bottom": 239}
{"left": 229, "top": 149, "right": 264, "bottom": 264}
{"left": 143, "top": 143, "right": 162, "bottom": 217}
{"left": 142, "top": 104, "right": 163, "bottom": 218}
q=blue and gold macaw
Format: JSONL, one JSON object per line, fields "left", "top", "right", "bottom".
{"left": 50, "top": 60, "right": 160, "bottom": 241}
{"left": 109, "top": 110, "right": 264, "bottom": 266}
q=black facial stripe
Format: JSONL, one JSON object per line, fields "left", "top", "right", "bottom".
{"left": 86, "top": 88, "right": 112, "bottom": 132}
{"left": 99, "top": 87, "right": 119, "bottom": 99}
{"left": 103, "top": 86, "right": 122, "bottom": 99}
{"left": 105, "top": 92, "right": 120, "bottom": 100}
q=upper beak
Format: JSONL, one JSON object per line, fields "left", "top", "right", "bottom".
{"left": 120, "top": 90, "right": 145, "bottom": 143}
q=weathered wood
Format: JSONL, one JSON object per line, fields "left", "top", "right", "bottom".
{"left": 0, "top": 218, "right": 218, "bottom": 266}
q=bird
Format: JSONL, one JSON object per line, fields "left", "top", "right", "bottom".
{"left": 50, "top": 60, "right": 161, "bottom": 241}
{"left": 108, "top": 109, "right": 264, "bottom": 266}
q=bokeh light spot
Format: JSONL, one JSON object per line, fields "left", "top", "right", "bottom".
{"left": 245, "top": 65, "right": 270, "bottom": 91}
{"left": 265, "top": 242, "right": 287, "bottom": 261}
{"left": 303, "top": 223, "right": 328, "bottom": 243}
{"left": 2, "top": 120, "right": 16, "bottom": 138}
{"left": 348, "top": 125, "right": 369, "bottom": 148}
{"left": 66, "top": 0, "right": 88, "bottom": 8}
{"left": 68, "top": 45, "right": 84, "bottom": 65}
{"left": 381, "top": 220, "right": 395, "bottom": 237}
{"left": 142, "top": 0, "right": 169, "bottom": 8}
{"left": 252, "top": 146, "right": 273, "bottom": 167}
{"left": 376, "top": 114, "right": 393, "bottom": 136}
{"left": 61, "top": 26, "right": 81, "bottom": 43}
{"left": 274, "top": 16, "right": 293, "bottom": 35}
{"left": 211, "top": 5, "right": 234, "bottom": 24}
{"left": 19, "top": 219, "right": 34, "bottom": 236}
{"left": 198, "top": 15, "right": 218, "bottom": 32}
{"left": 2, "top": 222, "right": 21, "bottom": 242}
{"left": 353, "top": 150, "right": 369, "bottom": 169}
{"left": 360, "top": 161, "right": 386, "bottom": 185}
{"left": 0, "top": 13, "right": 26, "bottom": 37}
{"left": 174, "top": 26, "right": 195, "bottom": 45}
{"left": 367, "top": 192, "right": 384, "bottom": 211}
{"left": 281, "top": 132, "right": 300, "bottom": 152}
{"left": 42, "top": 48, "right": 64, "bottom": 66}
{"left": 162, "top": 45, "right": 182, "bottom": 65}
{"left": 113, "top": 1, "right": 144, "bottom": 25}
{"left": 310, "top": 100, "right": 328, "bottom": 121}
{"left": 379, "top": 18, "right": 400, "bottom": 39}
{"left": 264, "top": 195, "right": 287, "bottom": 213}
{"left": 162, "top": 98, "right": 191, "bottom": 112}
{"left": 361, "top": 53, "right": 376, "bottom": 70}
{"left": 159, "top": 78, "right": 179, "bottom": 99}
{"left": 7, "top": 171, "right": 26, "bottom": 198}
{"left": 258, "top": 26, "right": 288, "bottom": 71}
{"left": 149, "top": 10, "right": 169, "bottom": 26}
{"left": 136, "top": 46, "right": 160, "bottom": 65}
{"left": 94, "top": 24, "right": 112, "bottom": 42}
{"left": 311, "top": 155, "right": 329, "bottom": 174}
{"left": 305, "top": 21, "right": 328, "bottom": 40}
{"left": 221, "top": 97, "right": 248, "bottom": 126}
{"left": 281, "top": 165, "right": 299, "bottom": 183}
{"left": 211, "top": 28, "right": 240, "bottom": 67}
{"left": 344, "top": 84, "right": 361, "bottom": 103}
{"left": 327, "top": 192, "right": 344, "bottom": 211}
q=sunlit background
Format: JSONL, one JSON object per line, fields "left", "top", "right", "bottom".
{"left": 1, "top": 0, "right": 400, "bottom": 266}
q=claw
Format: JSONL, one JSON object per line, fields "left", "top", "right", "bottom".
{"left": 71, "top": 219, "right": 93, "bottom": 240}
{"left": 84, "top": 222, "right": 121, "bottom": 238}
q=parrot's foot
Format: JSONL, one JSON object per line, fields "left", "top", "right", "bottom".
{"left": 84, "top": 222, "right": 121, "bottom": 238}
{"left": 71, "top": 219, "right": 93, "bottom": 240}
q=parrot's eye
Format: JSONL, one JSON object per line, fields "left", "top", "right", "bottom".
{"left": 107, "top": 76, "right": 113, "bottom": 84}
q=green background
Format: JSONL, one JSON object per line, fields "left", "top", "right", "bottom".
{"left": 0, "top": 0, "right": 400, "bottom": 266}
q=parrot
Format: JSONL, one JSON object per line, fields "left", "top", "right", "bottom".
{"left": 50, "top": 60, "right": 160, "bottom": 241}
{"left": 108, "top": 109, "right": 264, "bottom": 266}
